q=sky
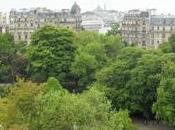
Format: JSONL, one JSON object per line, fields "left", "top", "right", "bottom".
{"left": 0, "top": 0, "right": 175, "bottom": 14}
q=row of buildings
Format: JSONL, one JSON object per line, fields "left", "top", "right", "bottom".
{"left": 0, "top": 2, "right": 81, "bottom": 43}
{"left": 121, "top": 9, "right": 175, "bottom": 48}
{"left": 0, "top": 3, "right": 124, "bottom": 43}
{"left": 1, "top": 2, "right": 175, "bottom": 48}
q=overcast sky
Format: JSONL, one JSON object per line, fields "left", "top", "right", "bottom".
{"left": 0, "top": 0, "right": 175, "bottom": 14}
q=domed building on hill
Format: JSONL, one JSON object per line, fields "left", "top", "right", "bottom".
{"left": 70, "top": 2, "right": 82, "bottom": 31}
{"left": 71, "top": 2, "right": 81, "bottom": 16}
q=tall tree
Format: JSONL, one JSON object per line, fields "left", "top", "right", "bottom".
{"left": 0, "top": 33, "right": 15, "bottom": 83}
{"left": 28, "top": 25, "right": 76, "bottom": 87}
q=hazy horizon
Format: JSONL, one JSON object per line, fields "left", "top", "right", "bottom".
{"left": 0, "top": 0, "right": 175, "bottom": 14}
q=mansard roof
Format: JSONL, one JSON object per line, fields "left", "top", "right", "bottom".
{"left": 150, "top": 15, "right": 175, "bottom": 25}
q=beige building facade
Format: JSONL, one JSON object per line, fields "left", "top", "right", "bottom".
{"left": 149, "top": 15, "right": 175, "bottom": 48}
{"left": 0, "top": 12, "right": 8, "bottom": 33}
{"left": 9, "top": 2, "right": 81, "bottom": 43}
{"left": 121, "top": 10, "right": 150, "bottom": 47}
{"left": 121, "top": 10, "right": 175, "bottom": 48}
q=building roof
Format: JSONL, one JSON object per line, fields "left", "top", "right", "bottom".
{"left": 150, "top": 15, "right": 175, "bottom": 25}
{"left": 70, "top": 2, "right": 81, "bottom": 15}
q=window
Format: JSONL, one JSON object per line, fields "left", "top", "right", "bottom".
{"left": 163, "top": 19, "right": 166, "bottom": 24}
{"left": 142, "top": 41, "right": 146, "bottom": 46}
{"left": 143, "top": 21, "right": 146, "bottom": 25}
{"left": 157, "top": 26, "right": 159, "bottom": 30}
{"left": 162, "top": 33, "right": 166, "bottom": 38}
{"left": 151, "top": 34, "right": 154, "bottom": 38}
{"left": 25, "top": 35, "right": 28, "bottom": 40}
{"left": 163, "top": 27, "right": 165, "bottom": 31}
{"left": 152, "top": 40, "right": 154, "bottom": 45}
{"left": 171, "top": 26, "right": 173, "bottom": 31}
{"left": 157, "top": 41, "right": 160, "bottom": 44}
{"left": 18, "top": 35, "right": 21, "bottom": 40}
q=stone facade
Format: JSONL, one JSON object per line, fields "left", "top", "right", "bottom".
{"left": 0, "top": 12, "right": 8, "bottom": 33}
{"left": 121, "top": 10, "right": 175, "bottom": 48}
{"left": 121, "top": 10, "right": 150, "bottom": 47}
{"left": 9, "top": 2, "right": 81, "bottom": 43}
{"left": 149, "top": 15, "right": 175, "bottom": 48}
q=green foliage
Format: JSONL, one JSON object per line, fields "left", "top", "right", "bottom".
{"left": 28, "top": 25, "right": 76, "bottom": 85}
{"left": 107, "top": 22, "right": 121, "bottom": 36}
{"left": 0, "top": 33, "right": 28, "bottom": 83}
{"left": 0, "top": 33, "right": 15, "bottom": 83}
{"left": 96, "top": 47, "right": 164, "bottom": 119}
{"left": 0, "top": 79, "right": 136, "bottom": 130}
{"left": 153, "top": 53, "right": 175, "bottom": 126}
{"left": 0, "top": 85, "right": 10, "bottom": 98}
{"left": 153, "top": 78, "right": 175, "bottom": 127}
{"left": 3, "top": 23, "right": 175, "bottom": 129}
{"left": 71, "top": 31, "right": 124, "bottom": 90}
{"left": 0, "top": 79, "right": 42, "bottom": 128}
{"left": 159, "top": 42, "right": 172, "bottom": 53}
{"left": 168, "top": 33, "right": 175, "bottom": 52}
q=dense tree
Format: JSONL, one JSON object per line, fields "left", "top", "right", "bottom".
{"left": 28, "top": 25, "right": 76, "bottom": 86}
{"left": 152, "top": 53, "right": 175, "bottom": 126}
{"left": 153, "top": 78, "right": 175, "bottom": 127}
{"left": 96, "top": 47, "right": 164, "bottom": 119}
{"left": 107, "top": 22, "right": 121, "bottom": 36}
{"left": 159, "top": 42, "right": 172, "bottom": 53}
{"left": 0, "top": 33, "right": 15, "bottom": 83}
{"left": 0, "top": 78, "right": 136, "bottom": 130}
{"left": 71, "top": 31, "right": 124, "bottom": 90}
{"left": 0, "top": 79, "right": 42, "bottom": 129}
{"left": 0, "top": 33, "right": 28, "bottom": 83}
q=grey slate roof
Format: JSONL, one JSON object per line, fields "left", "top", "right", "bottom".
{"left": 150, "top": 15, "right": 175, "bottom": 25}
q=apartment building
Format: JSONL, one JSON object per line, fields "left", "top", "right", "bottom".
{"left": 9, "top": 2, "right": 81, "bottom": 43}
{"left": 121, "top": 10, "right": 175, "bottom": 48}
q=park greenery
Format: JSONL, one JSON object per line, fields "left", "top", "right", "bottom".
{"left": 0, "top": 25, "right": 175, "bottom": 129}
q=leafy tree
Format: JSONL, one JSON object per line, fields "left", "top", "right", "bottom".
{"left": 159, "top": 42, "right": 172, "bottom": 53}
{"left": 28, "top": 25, "right": 76, "bottom": 86}
{"left": 153, "top": 53, "right": 175, "bottom": 126}
{"left": 71, "top": 42, "right": 107, "bottom": 91}
{"left": 0, "top": 33, "right": 15, "bottom": 83}
{"left": 71, "top": 31, "right": 124, "bottom": 90}
{"left": 96, "top": 47, "right": 163, "bottom": 119}
{"left": 168, "top": 33, "right": 175, "bottom": 52}
{"left": 153, "top": 78, "right": 175, "bottom": 127}
{"left": 0, "top": 79, "right": 42, "bottom": 129}
{"left": 0, "top": 33, "right": 28, "bottom": 83}
{"left": 0, "top": 79, "right": 136, "bottom": 130}
{"left": 107, "top": 22, "right": 121, "bottom": 36}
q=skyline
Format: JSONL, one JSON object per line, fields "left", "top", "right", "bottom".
{"left": 0, "top": 0, "right": 175, "bottom": 14}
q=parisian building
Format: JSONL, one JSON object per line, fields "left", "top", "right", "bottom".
{"left": 149, "top": 15, "right": 175, "bottom": 48}
{"left": 121, "top": 9, "right": 175, "bottom": 48}
{"left": 121, "top": 10, "right": 150, "bottom": 48}
{"left": 0, "top": 12, "right": 8, "bottom": 33}
{"left": 9, "top": 2, "right": 81, "bottom": 43}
